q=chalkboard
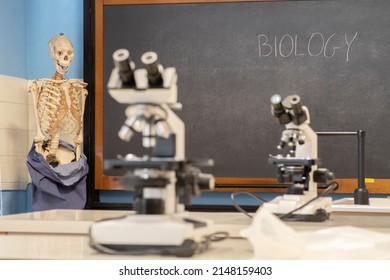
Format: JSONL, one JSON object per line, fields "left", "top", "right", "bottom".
{"left": 99, "top": 0, "right": 390, "bottom": 186}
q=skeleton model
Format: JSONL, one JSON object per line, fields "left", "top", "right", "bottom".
{"left": 29, "top": 34, "right": 88, "bottom": 166}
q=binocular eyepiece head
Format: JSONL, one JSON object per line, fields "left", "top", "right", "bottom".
{"left": 270, "top": 94, "right": 308, "bottom": 125}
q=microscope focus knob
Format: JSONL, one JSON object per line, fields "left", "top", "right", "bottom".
{"left": 313, "top": 168, "right": 335, "bottom": 183}
{"left": 197, "top": 173, "right": 215, "bottom": 191}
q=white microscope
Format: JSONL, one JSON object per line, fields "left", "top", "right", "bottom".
{"left": 262, "top": 94, "right": 335, "bottom": 222}
{"left": 89, "top": 49, "right": 215, "bottom": 257}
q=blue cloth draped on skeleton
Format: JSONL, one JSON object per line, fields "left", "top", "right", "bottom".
{"left": 26, "top": 140, "right": 88, "bottom": 211}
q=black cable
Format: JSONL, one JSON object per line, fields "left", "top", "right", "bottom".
{"left": 230, "top": 191, "right": 268, "bottom": 218}
{"left": 278, "top": 181, "right": 339, "bottom": 220}
{"left": 208, "top": 231, "right": 229, "bottom": 242}
{"left": 231, "top": 182, "right": 339, "bottom": 220}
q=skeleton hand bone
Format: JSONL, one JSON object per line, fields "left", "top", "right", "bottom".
{"left": 74, "top": 133, "right": 83, "bottom": 160}
{"left": 30, "top": 82, "right": 38, "bottom": 95}
{"left": 34, "top": 131, "right": 45, "bottom": 155}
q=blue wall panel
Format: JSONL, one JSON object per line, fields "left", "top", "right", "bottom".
{"left": 0, "top": 189, "right": 30, "bottom": 216}
{"left": 0, "top": 0, "right": 27, "bottom": 78}
{"left": 26, "top": 0, "right": 84, "bottom": 79}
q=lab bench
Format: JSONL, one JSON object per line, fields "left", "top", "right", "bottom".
{"left": 0, "top": 208, "right": 389, "bottom": 259}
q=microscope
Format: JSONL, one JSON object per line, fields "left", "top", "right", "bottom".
{"left": 262, "top": 94, "right": 335, "bottom": 222}
{"left": 89, "top": 49, "right": 215, "bottom": 257}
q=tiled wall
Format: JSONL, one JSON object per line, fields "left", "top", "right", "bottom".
{"left": 0, "top": 75, "right": 32, "bottom": 191}
{"left": 0, "top": 75, "right": 33, "bottom": 215}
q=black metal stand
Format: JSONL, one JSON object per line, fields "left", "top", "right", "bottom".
{"left": 316, "top": 130, "right": 369, "bottom": 205}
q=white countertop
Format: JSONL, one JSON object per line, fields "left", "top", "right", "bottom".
{"left": 0, "top": 209, "right": 253, "bottom": 259}
{"left": 0, "top": 209, "right": 390, "bottom": 259}
{"left": 2, "top": 208, "right": 390, "bottom": 235}
{"left": 0, "top": 209, "right": 132, "bottom": 234}
{"left": 0, "top": 210, "right": 251, "bottom": 237}
{"left": 0, "top": 234, "right": 253, "bottom": 260}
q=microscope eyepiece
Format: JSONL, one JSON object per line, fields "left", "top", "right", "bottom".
{"left": 270, "top": 94, "right": 282, "bottom": 106}
{"left": 113, "top": 49, "right": 130, "bottom": 68}
{"left": 270, "top": 94, "right": 291, "bottom": 125}
{"left": 288, "top": 95, "right": 308, "bottom": 125}
{"left": 113, "top": 49, "right": 134, "bottom": 83}
{"left": 141, "top": 51, "right": 163, "bottom": 86}
{"left": 141, "top": 52, "right": 159, "bottom": 74}
{"left": 290, "top": 95, "right": 303, "bottom": 115}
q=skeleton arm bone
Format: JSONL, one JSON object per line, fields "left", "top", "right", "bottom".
{"left": 30, "top": 81, "right": 45, "bottom": 155}
{"left": 72, "top": 81, "right": 88, "bottom": 160}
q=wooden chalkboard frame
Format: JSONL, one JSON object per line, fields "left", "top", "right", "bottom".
{"left": 83, "top": 0, "right": 390, "bottom": 206}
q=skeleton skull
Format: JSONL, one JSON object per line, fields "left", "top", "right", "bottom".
{"left": 49, "top": 34, "right": 74, "bottom": 76}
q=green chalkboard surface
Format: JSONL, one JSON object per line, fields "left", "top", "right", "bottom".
{"left": 102, "top": 0, "right": 390, "bottom": 180}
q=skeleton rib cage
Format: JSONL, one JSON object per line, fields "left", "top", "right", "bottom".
{"left": 36, "top": 79, "right": 83, "bottom": 140}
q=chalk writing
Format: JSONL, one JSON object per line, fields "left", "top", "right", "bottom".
{"left": 258, "top": 32, "right": 358, "bottom": 62}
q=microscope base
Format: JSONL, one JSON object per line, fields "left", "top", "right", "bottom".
{"left": 275, "top": 208, "right": 330, "bottom": 222}
{"left": 89, "top": 213, "right": 213, "bottom": 257}
{"left": 261, "top": 194, "right": 332, "bottom": 222}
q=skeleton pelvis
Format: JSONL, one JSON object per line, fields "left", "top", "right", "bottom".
{"left": 42, "top": 141, "right": 76, "bottom": 166}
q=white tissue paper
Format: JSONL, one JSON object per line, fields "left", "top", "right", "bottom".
{"left": 241, "top": 208, "right": 390, "bottom": 259}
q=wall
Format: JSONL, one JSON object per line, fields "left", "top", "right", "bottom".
{"left": 0, "top": 0, "right": 84, "bottom": 215}
{"left": 26, "top": 0, "right": 83, "bottom": 80}
{"left": 0, "top": 0, "right": 30, "bottom": 215}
